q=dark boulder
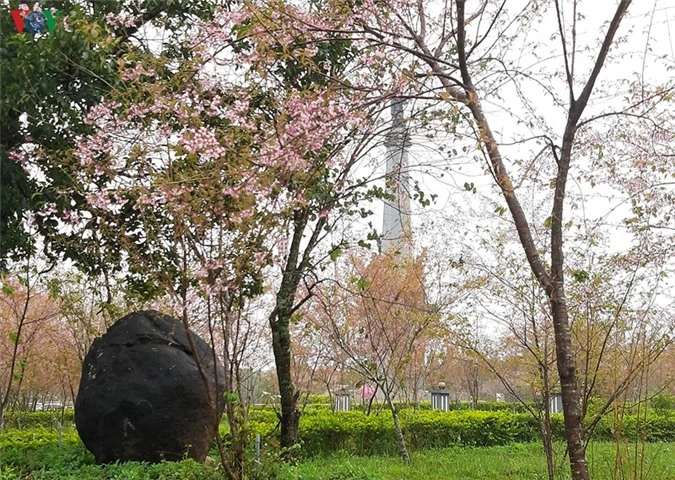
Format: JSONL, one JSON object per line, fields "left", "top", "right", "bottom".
{"left": 75, "top": 310, "right": 225, "bottom": 464}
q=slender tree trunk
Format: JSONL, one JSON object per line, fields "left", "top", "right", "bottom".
{"left": 270, "top": 211, "right": 310, "bottom": 450}
{"left": 385, "top": 395, "right": 410, "bottom": 464}
{"left": 549, "top": 283, "right": 588, "bottom": 479}
{"left": 540, "top": 415, "right": 555, "bottom": 480}
{"left": 539, "top": 340, "right": 556, "bottom": 480}
{"left": 0, "top": 270, "right": 31, "bottom": 431}
{"left": 269, "top": 209, "right": 328, "bottom": 450}
{"left": 217, "top": 300, "right": 246, "bottom": 480}
{"left": 471, "top": 374, "right": 479, "bottom": 410}
{"left": 540, "top": 374, "right": 555, "bottom": 480}
{"left": 366, "top": 384, "right": 378, "bottom": 416}
{"left": 446, "top": 4, "right": 632, "bottom": 477}
{"left": 270, "top": 309, "right": 301, "bottom": 450}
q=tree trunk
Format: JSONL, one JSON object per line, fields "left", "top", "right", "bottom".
{"left": 270, "top": 310, "right": 300, "bottom": 450}
{"left": 386, "top": 396, "right": 410, "bottom": 464}
{"left": 550, "top": 286, "right": 588, "bottom": 479}
{"left": 269, "top": 208, "right": 329, "bottom": 450}
{"left": 0, "top": 274, "right": 31, "bottom": 431}
{"left": 449, "top": 2, "right": 632, "bottom": 476}
{"left": 270, "top": 211, "right": 314, "bottom": 450}
{"left": 540, "top": 416, "right": 555, "bottom": 480}
{"left": 220, "top": 308, "right": 246, "bottom": 480}
{"left": 471, "top": 375, "right": 479, "bottom": 410}
{"left": 366, "top": 384, "right": 378, "bottom": 416}
{"left": 539, "top": 344, "right": 556, "bottom": 480}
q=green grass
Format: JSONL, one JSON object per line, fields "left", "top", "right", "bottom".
{"left": 2, "top": 426, "right": 675, "bottom": 479}
{"left": 0, "top": 427, "right": 223, "bottom": 480}
{"left": 279, "top": 443, "right": 675, "bottom": 480}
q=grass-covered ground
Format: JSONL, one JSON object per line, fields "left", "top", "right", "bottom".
{"left": 279, "top": 443, "right": 675, "bottom": 479}
{"left": 2, "top": 426, "right": 675, "bottom": 480}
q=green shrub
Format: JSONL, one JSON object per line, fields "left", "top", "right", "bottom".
{"left": 447, "top": 401, "right": 535, "bottom": 414}
{"left": 0, "top": 427, "right": 81, "bottom": 450}
{"left": 2, "top": 410, "right": 75, "bottom": 429}
{"left": 248, "top": 406, "right": 281, "bottom": 425}
{"left": 404, "top": 410, "right": 539, "bottom": 449}
{"left": 651, "top": 395, "right": 675, "bottom": 415}
{"left": 1, "top": 426, "right": 226, "bottom": 480}
{"left": 305, "top": 394, "right": 332, "bottom": 405}
{"left": 300, "top": 411, "right": 395, "bottom": 457}
{"left": 289, "top": 408, "right": 675, "bottom": 456}
{"left": 291, "top": 409, "right": 543, "bottom": 456}
{"left": 6, "top": 405, "right": 674, "bottom": 467}
{"left": 616, "top": 413, "right": 675, "bottom": 442}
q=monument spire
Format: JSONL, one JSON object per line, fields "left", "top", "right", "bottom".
{"left": 381, "top": 99, "right": 412, "bottom": 256}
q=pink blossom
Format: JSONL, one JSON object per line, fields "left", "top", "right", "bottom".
{"left": 61, "top": 210, "right": 82, "bottom": 226}
{"left": 195, "top": 259, "right": 224, "bottom": 279}
{"left": 229, "top": 7, "right": 250, "bottom": 24}
{"left": 179, "top": 126, "right": 227, "bottom": 160}
{"left": 8, "top": 149, "right": 28, "bottom": 166}
{"left": 86, "top": 191, "right": 111, "bottom": 211}
{"left": 358, "top": 384, "right": 376, "bottom": 400}
{"left": 36, "top": 202, "right": 57, "bottom": 218}
{"left": 105, "top": 11, "right": 139, "bottom": 28}
{"left": 136, "top": 191, "right": 162, "bottom": 207}
{"left": 84, "top": 102, "right": 119, "bottom": 126}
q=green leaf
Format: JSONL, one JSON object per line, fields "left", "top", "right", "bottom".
{"left": 571, "top": 269, "right": 589, "bottom": 283}
{"left": 356, "top": 277, "right": 370, "bottom": 291}
{"left": 8, "top": 331, "right": 21, "bottom": 344}
{"left": 329, "top": 246, "right": 342, "bottom": 261}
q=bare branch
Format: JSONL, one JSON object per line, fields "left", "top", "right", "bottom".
{"left": 554, "top": 0, "right": 575, "bottom": 102}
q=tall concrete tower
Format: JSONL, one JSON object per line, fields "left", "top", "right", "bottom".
{"left": 380, "top": 99, "right": 412, "bottom": 256}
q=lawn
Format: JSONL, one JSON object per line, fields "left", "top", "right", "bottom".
{"left": 279, "top": 443, "right": 675, "bottom": 479}
{"left": 1, "top": 426, "right": 674, "bottom": 479}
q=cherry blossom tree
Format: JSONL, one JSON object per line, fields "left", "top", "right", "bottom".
{"left": 312, "top": 253, "right": 441, "bottom": 463}
{"left": 17, "top": 2, "right": 404, "bottom": 459}
{"left": 0, "top": 256, "right": 60, "bottom": 429}
{"left": 274, "top": 1, "right": 674, "bottom": 477}
{"left": 1, "top": 0, "right": 227, "bottom": 271}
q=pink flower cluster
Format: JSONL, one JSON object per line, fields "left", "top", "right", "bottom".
{"left": 179, "top": 126, "right": 228, "bottom": 160}
{"left": 83, "top": 102, "right": 120, "bottom": 127}
{"left": 86, "top": 191, "right": 111, "bottom": 211}
{"left": 105, "top": 11, "right": 138, "bottom": 28}
{"left": 254, "top": 91, "right": 366, "bottom": 175}
{"left": 8, "top": 149, "right": 28, "bottom": 166}
{"left": 76, "top": 134, "right": 114, "bottom": 169}
{"left": 37, "top": 202, "right": 57, "bottom": 218}
{"left": 358, "top": 384, "right": 376, "bottom": 400}
{"left": 195, "top": 259, "right": 224, "bottom": 279}
{"left": 136, "top": 190, "right": 163, "bottom": 207}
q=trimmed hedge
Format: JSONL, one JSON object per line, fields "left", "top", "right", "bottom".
{"left": 297, "top": 410, "right": 540, "bottom": 456}
{"left": 5, "top": 406, "right": 675, "bottom": 458}
{"left": 293, "top": 409, "right": 675, "bottom": 456}
{"left": 0, "top": 427, "right": 81, "bottom": 450}
{"left": 349, "top": 400, "right": 535, "bottom": 414}
{"left": 2, "top": 410, "right": 75, "bottom": 429}
{"left": 404, "top": 410, "right": 538, "bottom": 448}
